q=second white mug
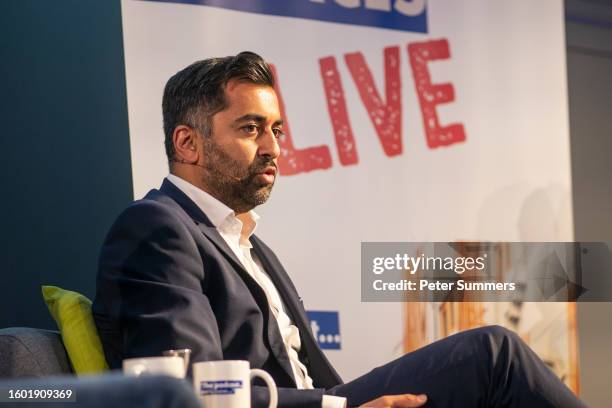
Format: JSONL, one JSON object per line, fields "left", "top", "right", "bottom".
{"left": 122, "top": 356, "right": 185, "bottom": 378}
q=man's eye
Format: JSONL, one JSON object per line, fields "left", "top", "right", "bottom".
{"left": 242, "top": 124, "right": 259, "bottom": 134}
{"left": 273, "top": 128, "right": 284, "bottom": 138}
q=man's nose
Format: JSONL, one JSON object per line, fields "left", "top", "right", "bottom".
{"left": 258, "top": 128, "right": 280, "bottom": 159}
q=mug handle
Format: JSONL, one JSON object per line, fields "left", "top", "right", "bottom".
{"left": 250, "top": 368, "right": 278, "bottom": 408}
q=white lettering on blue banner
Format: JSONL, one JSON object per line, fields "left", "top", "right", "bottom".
{"left": 143, "top": 0, "right": 428, "bottom": 33}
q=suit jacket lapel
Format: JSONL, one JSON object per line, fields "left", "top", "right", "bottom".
{"left": 159, "top": 179, "right": 247, "bottom": 272}
{"left": 158, "top": 179, "right": 298, "bottom": 386}
{"left": 251, "top": 236, "right": 310, "bottom": 331}
{"left": 251, "top": 236, "right": 343, "bottom": 388}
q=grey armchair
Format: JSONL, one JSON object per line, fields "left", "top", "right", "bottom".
{"left": 0, "top": 327, "right": 201, "bottom": 407}
{"left": 0, "top": 327, "right": 73, "bottom": 378}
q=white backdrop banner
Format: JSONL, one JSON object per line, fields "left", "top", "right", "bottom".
{"left": 121, "top": 0, "right": 572, "bottom": 381}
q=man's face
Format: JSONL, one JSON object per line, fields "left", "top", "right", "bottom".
{"left": 198, "top": 80, "right": 282, "bottom": 213}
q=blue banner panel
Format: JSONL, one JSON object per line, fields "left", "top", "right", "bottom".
{"left": 306, "top": 311, "right": 341, "bottom": 350}
{"left": 142, "top": 0, "right": 428, "bottom": 33}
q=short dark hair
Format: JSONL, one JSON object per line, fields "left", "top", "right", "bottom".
{"left": 162, "top": 51, "right": 275, "bottom": 160}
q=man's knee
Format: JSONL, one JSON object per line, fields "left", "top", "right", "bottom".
{"left": 481, "top": 324, "right": 518, "bottom": 339}
{"left": 460, "top": 325, "right": 527, "bottom": 371}
{"left": 469, "top": 325, "right": 523, "bottom": 348}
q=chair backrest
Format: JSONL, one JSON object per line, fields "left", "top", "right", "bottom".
{"left": 0, "top": 327, "right": 72, "bottom": 378}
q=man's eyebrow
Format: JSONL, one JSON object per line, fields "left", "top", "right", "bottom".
{"left": 233, "top": 114, "right": 265, "bottom": 124}
{"left": 233, "top": 114, "right": 283, "bottom": 126}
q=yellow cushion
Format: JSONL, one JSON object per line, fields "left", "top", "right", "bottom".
{"left": 42, "top": 285, "right": 109, "bottom": 375}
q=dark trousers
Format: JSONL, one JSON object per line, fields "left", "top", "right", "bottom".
{"left": 329, "top": 325, "right": 586, "bottom": 408}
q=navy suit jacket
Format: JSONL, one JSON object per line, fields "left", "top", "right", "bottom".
{"left": 92, "top": 179, "right": 343, "bottom": 407}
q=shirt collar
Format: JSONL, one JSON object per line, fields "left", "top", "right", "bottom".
{"left": 166, "top": 174, "right": 259, "bottom": 242}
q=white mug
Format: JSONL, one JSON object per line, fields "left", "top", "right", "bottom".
{"left": 122, "top": 356, "right": 185, "bottom": 378}
{"left": 192, "top": 360, "right": 278, "bottom": 408}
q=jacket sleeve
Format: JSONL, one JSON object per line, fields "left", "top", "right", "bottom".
{"left": 93, "top": 200, "right": 326, "bottom": 408}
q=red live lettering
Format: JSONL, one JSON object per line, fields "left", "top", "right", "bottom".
{"left": 345, "top": 46, "right": 402, "bottom": 157}
{"left": 270, "top": 65, "right": 332, "bottom": 176}
{"left": 319, "top": 56, "right": 358, "bottom": 166}
{"left": 408, "top": 39, "right": 466, "bottom": 148}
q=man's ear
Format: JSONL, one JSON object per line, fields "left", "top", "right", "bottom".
{"left": 173, "top": 125, "right": 199, "bottom": 163}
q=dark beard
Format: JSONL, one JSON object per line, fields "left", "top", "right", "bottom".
{"left": 201, "top": 137, "right": 276, "bottom": 213}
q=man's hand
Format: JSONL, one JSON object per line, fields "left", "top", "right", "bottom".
{"left": 359, "top": 394, "right": 428, "bottom": 407}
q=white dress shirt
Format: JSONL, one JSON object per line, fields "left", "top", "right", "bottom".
{"left": 166, "top": 175, "right": 346, "bottom": 408}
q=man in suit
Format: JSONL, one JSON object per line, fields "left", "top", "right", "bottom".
{"left": 93, "top": 52, "right": 586, "bottom": 408}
